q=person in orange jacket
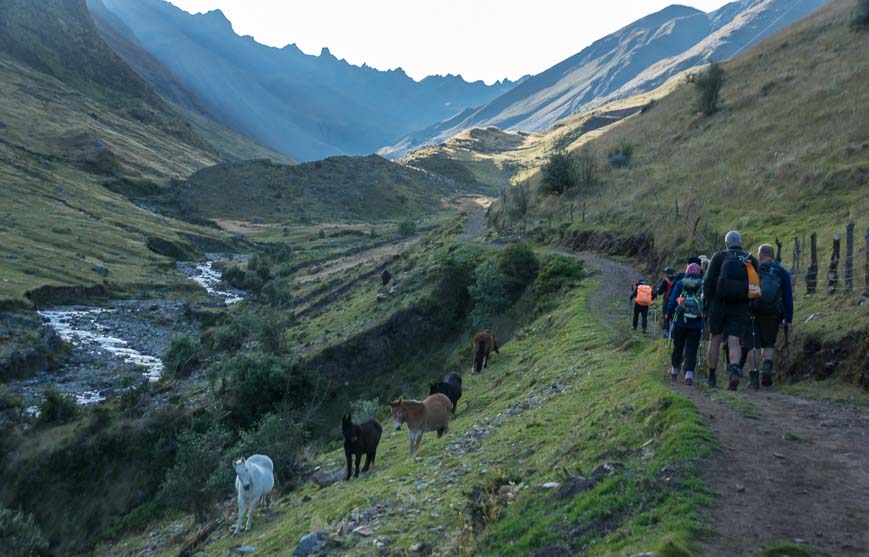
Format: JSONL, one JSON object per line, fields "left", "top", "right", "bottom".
{"left": 629, "top": 280, "right": 656, "bottom": 333}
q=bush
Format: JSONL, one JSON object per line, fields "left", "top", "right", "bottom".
{"left": 853, "top": 0, "right": 869, "bottom": 28}
{"left": 468, "top": 261, "right": 512, "bottom": 328}
{"left": 398, "top": 220, "right": 417, "bottom": 237}
{"left": 534, "top": 255, "right": 584, "bottom": 297}
{"left": 0, "top": 505, "right": 49, "bottom": 557}
{"left": 258, "top": 310, "right": 290, "bottom": 355}
{"left": 498, "top": 243, "right": 539, "bottom": 300}
{"left": 159, "top": 426, "right": 230, "bottom": 523}
{"left": 37, "top": 388, "right": 77, "bottom": 424}
{"left": 350, "top": 398, "right": 383, "bottom": 421}
{"left": 234, "top": 409, "right": 307, "bottom": 486}
{"left": 216, "top": 351, "right": 311, "bottom": 428}
{"left": 608, "top": 141, "right": 634, "bottom": 168}
{"left": 687, "top": 62, "right": 724, "bottom": 115}
{"left": 432, "top": 256, "right": 475, "bottom": 321}
{"left": 261, "top": 277, "right": 294, "bottom": 308}
{"left": 213, "top": 314, "right": 256, "bottom": 352}
{"left": 162, "top": 334, "right": 201, "bottom": 379}
{"left": 541, "top": 151, "right": 576, "bottom": 195}
{"left": 248, "top": 254, "right": 272, "bottom": 283}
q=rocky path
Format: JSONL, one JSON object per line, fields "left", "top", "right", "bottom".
{"left": 460, "top": 206, "right": 869, "bottom": 556}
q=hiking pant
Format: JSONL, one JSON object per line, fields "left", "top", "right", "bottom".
{"left": 671, "top": 326, "right": 701, "bottom": 371}
{"left": 632, "top": 303, "right": 649, "bottom": 331}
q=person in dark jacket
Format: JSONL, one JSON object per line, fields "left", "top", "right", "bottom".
{"left": 742, "top": 243, "right": 794, "bottom": 389}
{"left": 703, "top": 230, "right": 759, "bottom": 390}
{"left": 666, "top": 263, "right": 704, "bottom": 385}
{"left": 656, "top": 267, "right": 676, "bottom": 337}
{"left": 629, "top": 280, "right": 656, "bottom": 333}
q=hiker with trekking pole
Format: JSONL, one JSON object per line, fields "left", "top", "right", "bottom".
{"left": 665, "top": 263, "right": 705, "bottom": 385}
{"left": 703, "top": 231, "right": 760, "bottom": 390}
{"left": 656, "top": 267, "right": 677, "bottom": 338}
{"left": 740, "top": 243, "right": 794, "bottom": 389}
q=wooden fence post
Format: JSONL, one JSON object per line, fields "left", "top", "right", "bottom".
{"left": 845, "top": 223, "right": 854, "bottom": 291}
{"left": 806, "top": 233, "right": 818, "bottom": 295}
{"left": 791, "top": 237, "right": 800, "bottom": 289}
{"left": 864, "top": 227, "right": 869, "bottom": 296}
{"left": 828, "top": 234, "right": 840, "bottom": 294}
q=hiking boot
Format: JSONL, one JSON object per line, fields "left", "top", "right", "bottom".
{"left": 685, "top": 370, "right": 694, "bottom": 386}
{"left": 750, "top": 370, "right": 760, "bottom": 391}
{"left": 707, "top": 369, "right": 717, "bottom": 388}
{"left": 761, "top": 360, "right": 773, "bottom": 387}
{"left": 670, "top": 367, "right": 678, "bottom": 381}
{"left": 727, "top": 364, "right": 742, "bottom": 391}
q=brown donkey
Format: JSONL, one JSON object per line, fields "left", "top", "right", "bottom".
{"left": 472, "top": 330, "right": 499, "bottom": 374}
{"left": 388, "top": 394, "right": 451, "bottom": 456}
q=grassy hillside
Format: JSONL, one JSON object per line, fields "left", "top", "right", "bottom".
{"left": 0, "top": 0, "right": 296, "bottom": 304}
{"left": 484, "top": 0, "right": 869, "bottom": 386}
{"left": 172, "top": 155, "right": 477, "bottom": 225}
{"left": 90, "top": 243, "right": 714, "bottom": 557}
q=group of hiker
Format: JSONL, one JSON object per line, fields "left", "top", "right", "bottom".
{"left": 630, "top": 230, "right": 794, "bottom": 391}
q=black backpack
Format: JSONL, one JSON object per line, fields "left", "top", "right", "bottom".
{"left": 754, "top": 262, "right": 782, "bottom": 315}
{"left": 716, "top": 250, "right": 749, "bottom": 303}
{"left": 676, "top": 277, "right": 703, "bottom": 321}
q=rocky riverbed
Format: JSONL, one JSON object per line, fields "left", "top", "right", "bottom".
{"left": 2, "top": 257, "right": 246, "bottom": 413}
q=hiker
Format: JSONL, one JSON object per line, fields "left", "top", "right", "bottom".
{"left": 630, "top": 280, "right": 655, "bottom": 333}
{"left": 656, "top": 267, "right": 676, "bottom": 336}
{"left": 741, "top": 243, "right": 794, "bottom": 389}
{"left": 703, "top": 230, "right": 759, "bottom": 390}
{"left": 666, "top": 263, "right": 704, "bottom": 385}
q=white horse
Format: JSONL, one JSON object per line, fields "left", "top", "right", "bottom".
{"left": 233, "top": 454, "right": 275, "bottom": 534}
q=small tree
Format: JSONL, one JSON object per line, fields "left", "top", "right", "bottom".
{"left": 498, "top": 243, "right": 539, "bottom": 300}
{"left": 468, "top": 261, "right": 511, "bottom": 328}
{"left": 507, "top": 182, "right": 531, "bottom": 233}
{"left": 37, "top": 388, "right": 77, "bottom": 425}
{"left": 0, "top": 505, "right": 49, "bottom": 557}
{"left": 541, "top": 151, "right": 576, "bottom": 195}
{"left": 162, "top": 334, "right": 201, "bottom": 379}
{"left": 398, "top": 220, "right": 417, "bottom": 237}
{"left": 159, "top": 427, "right": 230, "bottom": 523}
{"left": 688, "top": 62, "right": 725, "bottom": 115}
{"left": 258, "top": 309, "right": 290, "bottom": 355}
{"left": 234, "top": 409, "right": 307, "bottom": 486}
{"left": 567, "top": 147, "right": 599, "bottom": 223}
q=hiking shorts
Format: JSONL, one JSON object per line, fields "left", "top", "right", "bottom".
{"left": 708, "top": 304, "right": 749, "bottom": 338}
{"left": 743, "top": 314, "right": 781, "bottom": 349}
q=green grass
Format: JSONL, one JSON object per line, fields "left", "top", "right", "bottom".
{"left": 759, "top": 540, "right": 815, "bottom": 557}
{"left": 93, "top": 277, "right": 716, "bottom": 556}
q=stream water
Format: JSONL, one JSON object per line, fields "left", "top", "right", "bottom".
{"left": 5, "top": 257, "right": 246, "bottom": 413}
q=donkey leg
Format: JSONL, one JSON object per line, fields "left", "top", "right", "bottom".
{"left": 362, "top": 452, "right": 372, "bottom": 473}
{"left": 246, "top": 495, "right": 259, "bottom": 531}
{"left": 354, "top": 453, "right": 362, "bottom": 478}
{"left": 345, "top": 449, "right": 353, "bottom": 481}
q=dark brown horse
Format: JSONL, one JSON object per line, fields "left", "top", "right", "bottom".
{"left": 342, "top": 413, "right": 382, "bottom": 480}
{"left": 472, "top": 330, "right": 498, "bottom": 374}
{"left": 429, "top": 372, "right": 462, "bottom": 415}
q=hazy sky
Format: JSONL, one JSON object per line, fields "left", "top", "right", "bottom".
{"left": 166, "top": 0, "right": 733, "bottom": 84}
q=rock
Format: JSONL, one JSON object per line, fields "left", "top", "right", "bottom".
{"left": 92, "top": 266, "right": 110, "bottom": 277}
{"left": 302, "top": 494, "right": 312, "bottom": 503}
{"left": 352, "top": 526, "right": 373, "bottom": 537}
{"left": 542, "top": 482, "right": 560, "bottom": 489}
{"left": 736, "top": 484, "right": 745, "bottom": 493}
{"left": 773, "top": 452, "right": 785, "bottom": 460}
{"left": 311, "top": 467, "right": 344, "bottom": 487}
{"left": 293, "top": 531, "right": 327, "bottom": 557}
{"left": 235, "top": 546, "right": 256, "bottom": 555}
{"left": 630, "top": 553, "right": 655, "bottom": 557}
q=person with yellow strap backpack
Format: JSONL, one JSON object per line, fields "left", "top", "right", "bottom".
{"left": 630, "top": 280, "right": 656, "bottom": 334}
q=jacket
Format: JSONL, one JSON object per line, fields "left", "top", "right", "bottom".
{"left": 666, "top": 273, "right": 704, "bottom": 330}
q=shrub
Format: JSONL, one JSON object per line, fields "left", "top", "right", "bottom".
{"left": 217, "top": 351, "right": 311, "bottom": 428}
{"left": 398, "top": 220, "right": 417, "bottom": 237}
{"left": 0, "top": 505, "right": 49, "bottom": 557}
{"left": 541, "top": 151, "right": 576, "bottom": 195}
{"left": 159, "top": 426, "right": 230, "bottom": 523}
{"left": 350, "top": 398, "right": 383, "bottom": 421}
{"left": 234, "top": 409, "right": 307, "bottom": 486}
{"left": 213, "top": 314, "right": 256, "bottom": 352}
{"left": 853, "top": 0, "right": 869, "bottom": 28}
{"left": 498, "top": 243, "right": 539, "bottom": 300}
{"left": 687, "top": 62, "right": 724, "bottom": 115}
{"left": 37, "top": 388, "right": 77, "bottom": 424}
{"left": 468, "top": 261, "right": 512, "bottom": 328}
{"left": 261, "top": 278, "right": 294, "bottom": 308}
{"left": 432, "top": 256, "right": 475, "bottom": 321}
{"left": 162, "top": 334, "right": 201, "bottom": 379}
{"left": 248, "top": 254, "right": 271, "bottom": 283}
{"left": 534, "top": 255, "right": 584, "bottom": 297}
{"left": 258, "top": 310, "right": 290, "bottom": 354}
{"left": 221, "top": 265, "right": 247, "bottom": 290}
{"left": 608, "top": 141, "right": 634, "bottom": 168}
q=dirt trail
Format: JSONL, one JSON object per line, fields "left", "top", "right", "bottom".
{"left": 464, "top": 208, "right": 869, "bottom": 556}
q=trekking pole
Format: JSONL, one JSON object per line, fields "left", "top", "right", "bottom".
{"left": 652, "top": 307, "right": 657, "bottom": 337}
{"left": 751, "top": 316, "right": 760, "bottom": 391}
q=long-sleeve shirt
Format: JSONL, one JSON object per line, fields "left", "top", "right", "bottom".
{"left": 666, "top": 274, "right": 704, "bottom": 330}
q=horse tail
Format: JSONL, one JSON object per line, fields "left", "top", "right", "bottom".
{"left": 473, "top": 338, "right": 486, "bottom": 373}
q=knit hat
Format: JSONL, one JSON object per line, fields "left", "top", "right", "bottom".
{"left": 686, "top": 263, "right": 702, "bottom": 275}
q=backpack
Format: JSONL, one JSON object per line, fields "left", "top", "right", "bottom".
{"left": 753, "top": 262, "right": 782, "bottom": 315}
{"left": 636, "top": 284, "right": 653, "bottom": 306}
{"left": 716, "top": 250, "right": 750, "bottom": 303}
{"left": 746, "top": 261, "right": 761, "bottom": 300}
{"left": 676, "top": 277, "right": 703, "bottom": 321}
